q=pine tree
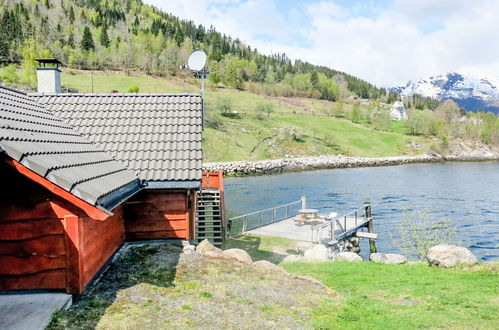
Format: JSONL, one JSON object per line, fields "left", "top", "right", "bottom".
{"left": 67, "top": 33, "right": 75, "bottom": 48}
{"left": 81, "top": 26, "right": 95, "bottom": 51}
{"left": 310, "top": 71, "right": 319, "bottom": 89}
{"left": 68, "top": 6, "right": 75, "bottom": 23}
{"left": 100, "top": 24, "right": 110, "bottom": 47}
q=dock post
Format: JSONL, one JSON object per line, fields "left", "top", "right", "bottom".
{"left": 301, "top": 196, "right": 307, "bottom": 209}
{"left": 364, "top": 201, "right": 377, "bottom": 253}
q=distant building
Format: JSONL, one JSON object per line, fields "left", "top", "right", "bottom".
{"left": 389, "top": 101, "right": 408, "bottom": 120}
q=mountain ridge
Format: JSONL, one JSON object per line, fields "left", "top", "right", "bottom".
{"left": 393, "top": 72, "right": 499, "bottom": 115}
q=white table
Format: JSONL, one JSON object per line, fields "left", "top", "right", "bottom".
{"left": 298, "top": 208, "right": 319, "bottom": 223}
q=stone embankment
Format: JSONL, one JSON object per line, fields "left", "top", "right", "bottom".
{"left": 204, "top": 152, "right": 499, "bottom": 176}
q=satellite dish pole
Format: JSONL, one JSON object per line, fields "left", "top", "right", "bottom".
{"left": 186, "top": 49, "right": 208, "bottom": 129}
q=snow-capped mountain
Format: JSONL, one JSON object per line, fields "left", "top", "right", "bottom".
{"left": 392, "top": 72, "right": 499, "bottom": 115}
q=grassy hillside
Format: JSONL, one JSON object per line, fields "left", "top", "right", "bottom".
{"left": 49, "top": 237, "right": 498, "bottom": 329}
{"left": 60, "top": 71, "right": 426, "bottom": 162}
{"left": 227, "top": 235, "right": 499, "bottom": 329}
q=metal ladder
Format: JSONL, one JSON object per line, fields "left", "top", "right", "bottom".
{"left": 196, "top": 189, "right": 224, "bottom": 246}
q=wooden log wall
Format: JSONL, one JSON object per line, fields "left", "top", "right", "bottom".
{"left": 124, "top": 190, "right": 191, "bottom": 240}
{"left": 0, "top": 162, "right": 67, "bottom": 291}
{"left": 0, "top": 161, "right": 126, "bottom": 294}
{"left": 79, "top": 209, "right": 124, "bottom": 287}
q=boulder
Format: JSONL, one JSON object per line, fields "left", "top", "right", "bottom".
{"left": 348, "top": 237, "right": 360, "bottom": 246}
{"left": 304, "top": 244, "right": 331, "bottom": 261}
{"left": 196, "top": 239, "right": 222, "bottom": 255}
{"left": 182, "top": 244, "right": 196, "bottom": 255}
{"left": 296, "top": 242, "right": 313, "bottom": 255}
{"left": 253, "top": 260, "right": 287, "bottom": 274}
{"left": 282, "top": 255, "right": 305, "bottom": 263}
{"left": 336, "top": 252, "right": 363, "bottom": 262}
{"left": 204, "top": 250, "right": 222, "bottom": 258}
{"left": 370, "top": 253, "right": 407, "bottom": 264}
{"left": 426, "top": 245, "right": 477, "bottom": 268}
{"left": 221, "top": 248, "right": 253, "bottom": 264}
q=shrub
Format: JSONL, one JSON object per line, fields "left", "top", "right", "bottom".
{"left": 205, "top": 112, "right": 223, "bottom": 129}
{"left": 286, "top": 127, "right": 305, "bottom": 142}
{"left": 440, "top": 134, "right": 449, "bottom": 149}
{"left": 323, "top": 133, "right": 337, "bottom": 148}
{"left": 0, "top": 64, "right": 20, "bottom": 86}
{"left": 332, "top": 101, "right": 344, "bottom": 118}
{"left": 350, "top": 103, "right": 361, "bottom": 123}
{"left": 128, "top": 86, "right": 139, "bottom": 93}
{"left": 216, "top": 96, "right": 233, "bottom": 117}
{"left": 369, "top": 108, "right": 391, "bottom": 130}
{"left": 407, "top": 110, "right": 445, "bottom": 136}
{"left": 255, "top": 102, "right": 274, "bottom": 120}
{"left": 391, "top": 209, "right": 457, "bottom": 262}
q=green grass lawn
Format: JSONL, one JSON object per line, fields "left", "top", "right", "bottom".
{"left": 61, "top": 71, "right": 198, "bottom": 93}
{"left": 51, "top": 71, "right": 429, "bottom": 162}
{"left": 227, "top": 234, "right": 499, "bottom": 329}
{"left": 285, "top": 262, "right": 498, "bottom": 329}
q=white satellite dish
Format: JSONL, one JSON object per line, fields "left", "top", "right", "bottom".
{"left": 187, "top": 49, "right": 207, "bottom": 71}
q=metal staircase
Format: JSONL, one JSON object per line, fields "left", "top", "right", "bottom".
{"left": 196, "top": 189, "right": 224, "bottom": 246}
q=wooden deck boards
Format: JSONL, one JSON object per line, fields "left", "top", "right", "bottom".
{"left": 246, "top": 215, "right": 367, "bottom": 243}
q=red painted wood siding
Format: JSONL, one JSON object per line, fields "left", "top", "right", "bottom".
{"left": 202, "top": 171, "right": 224, "bottom": 192}
{"left": 124, "top": 190, "right": 191, "bottom": 240}
{"left": 0, "top": 162, "right": 67, "bottom": 291}
{"left": 201, "top": 171, "right": 226, "bottom": 230}
{"left": 0, "top": 161, "right": 125, "bottom": 294}
{"left": 79, "top": 210, "right": 124, "bottom": 287}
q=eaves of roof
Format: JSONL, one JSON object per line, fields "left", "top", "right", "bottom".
{"left": 146, "top": 180, "right": 201, "bottom": 190}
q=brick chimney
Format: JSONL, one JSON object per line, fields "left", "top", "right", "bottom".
{"left": 35, "top": 58, "right": 62, "bottom": 93}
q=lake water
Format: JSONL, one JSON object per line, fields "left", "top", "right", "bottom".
{"left": 224, "top": 161, "right": 499, "bottom": 261}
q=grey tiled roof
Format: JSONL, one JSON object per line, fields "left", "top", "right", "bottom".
{"left": 0, "top": 86, "right": 141, "bottom": 211}
{"left": 34, "top": 93, "right": 203, "bottom": 183}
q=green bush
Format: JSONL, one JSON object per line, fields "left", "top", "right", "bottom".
{"left": 0, "top": 64, "right": 20, "bottom": 86}
{"left": 332, "top": 101, "right": 344, "bottom": 118}
{"left": 255, "top": 102, "right": 274, "bottom": 120}
{"left": 216, "top": 97, "right": 234, "bottom": 117}
{"left": 285, "top": 127, "right": 305, "bottom": 142}
{"left": 350, "top": 103, "right": 361, "bottom": 123}
{"left": 323, "top": 133, "right": 337, "bottom": 148}
{"left": 128, "top": 85, "right": 139, "bottom": 93}
{"left": 407, "top": 110, "right": 445, "bottom": 136}
{"left": 205, "top": 112, "right": 223, "bottom": 129}
{"left": 369, "top": 108, "right": 391, "bottom": 130}
{"left": 391, "top": 209, "right": 457, "bottom": 262}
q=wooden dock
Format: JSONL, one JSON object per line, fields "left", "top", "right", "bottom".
{"left": 228, "top": 197, "right": 377, "bottom": 252}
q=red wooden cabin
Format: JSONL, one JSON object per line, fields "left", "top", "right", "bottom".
{"left": 0, "top": 87, "right": 141, "bottom": 294}
{"left": 0, "top": 87, "right": 224, "bottom": 295}
{"left": 36, "top": 93, "right": 205, "bottom": 242}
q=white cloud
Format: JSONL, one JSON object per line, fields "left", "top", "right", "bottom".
{"left": 143, "top": 0, "right": 499, "bottom": 87}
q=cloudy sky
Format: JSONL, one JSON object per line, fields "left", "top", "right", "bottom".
{"left": 143, "top": 0, "right": 499, "bottom": 87}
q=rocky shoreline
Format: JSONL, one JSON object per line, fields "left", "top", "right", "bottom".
{"left": 204, "top": 152, "right": 499, "bottom": 176}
